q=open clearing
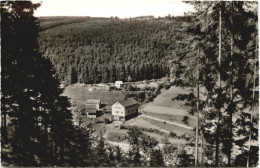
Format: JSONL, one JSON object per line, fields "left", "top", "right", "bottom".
{"left": 142, "top": 104, "right": 189, "bottom": 116}
{"left": 143, "top": 118, "right": 192, "bottom": 135}
{"left": 141, "top": 114, "right": 193, "bottom": 129}
{"left": 141, "top": 86, "right": 191, "bottom": 115}
{"left": 63, "top": 84, "right": 124, "bottom": 107}
{"left": 106, "top": 131, "right": 126, "bottom": 142}
{"left": 143, "top": 112, "right": 197, "bottom": 127}
{"left": 141, "top": 86, "right": 196, "bottom": 129}
{"left": 126, "top": 117, "right": 169, "bottom": 134}
{"left": 151, "top": 86, "right": 191, "bottom": 109}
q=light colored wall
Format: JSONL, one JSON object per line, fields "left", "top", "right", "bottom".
{"left": 96, "top": 104, "right": 100, "bottom": 110}
{"left": 115, "top": 81, "right": 123, "bottom": 88}
{"left": 87, "top": 113, "right": 96, "bottom": 118}
{"left": 112, "top": 102, "right": 125, "bottom": 116}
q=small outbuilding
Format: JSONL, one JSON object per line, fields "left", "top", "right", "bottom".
{"left": 86, "top": 99, "right": 101, "bottom": 110}
{"left": 86, "top": 104, "right": 97, "bottom": 118}
{"left": 115, "top": 81, "right": 124, "bottom": 89}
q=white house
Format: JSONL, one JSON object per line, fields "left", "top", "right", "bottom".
{"left": 112, "top": 97, "right": 139, "bottom": 121}
{"left": 115, "top": 81, "right": 124, "bottom": 89}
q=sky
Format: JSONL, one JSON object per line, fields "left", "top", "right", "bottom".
{"left": 32, "top": 0, "right": 195, "bottom": 18}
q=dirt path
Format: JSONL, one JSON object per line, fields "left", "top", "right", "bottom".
{"left": 141, "top": 114, "right": 194, "bottom": 130}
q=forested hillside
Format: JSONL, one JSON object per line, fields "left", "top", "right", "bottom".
{"left": 38, "top": 16, "right": 191, "bottom": 84}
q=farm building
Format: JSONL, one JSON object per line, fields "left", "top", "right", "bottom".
{"left": 115, "top": 81, "right": 124, "bottom": 89}
{"left": 86, "top": 99, "right": 101, "bottom": 110}
{"left": 112, "top": 97, "right": 139, "bottom": 121}
{"left": 86, "top": 104, "right": 97, "bottom": 118}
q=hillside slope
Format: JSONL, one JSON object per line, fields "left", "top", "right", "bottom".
{"left": 38, "top": 16, "right": 191, "bottom": 84}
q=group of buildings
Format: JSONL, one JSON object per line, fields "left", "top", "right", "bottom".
{"left": 88, "top": 81, "right": 126, "bottom": 92}
{"left": 82, "top": 81, "right": 139, "bottom": 122}
{"left": 82, "top": 97, "right": 139, "bottom": 122}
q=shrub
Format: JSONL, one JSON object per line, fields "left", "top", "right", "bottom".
{"left": 169, "top": 132, "right": 177, "bottom": 138}
{"left": 81, "top": 109, "right": 86, "bottom": 116}
{"left": 182, "top": 116, "right": 189, "bottom": 125}
{"left": 164, "top": 83, "right": 171, "bottom": 90}
{"left": 126, "top": 84, "right": 134, "bottom": 91}
{"left": 104, "top": 118, "right": 111, "bottom": 124}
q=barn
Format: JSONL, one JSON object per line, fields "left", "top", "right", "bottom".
{"left": 85, "top": 104, "right": 97, "bottom": 118}
{"left": 86, "top": 99, "right": 101, "bottom": 110}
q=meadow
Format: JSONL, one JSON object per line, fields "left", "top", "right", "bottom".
{"left": 141, "top": 86, "right": 196, "bottom": 128}
{"left": 62, "top": 84, "right": 125, "bottom": 107}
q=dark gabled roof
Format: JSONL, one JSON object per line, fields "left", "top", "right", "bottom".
{"left": 86, "top": 99, "right": 101, "bottom": 104}
{"left": 86, "top": 108, "right": 96, "bottom": 113}
{"left": 86, "top": 104, "right": 96, "bottom": 109}
{"left": 85, "top": 104, "right": 97, "bottom": 113}
{"left": 117, "top": 98, "right": 138, "bottom": 107}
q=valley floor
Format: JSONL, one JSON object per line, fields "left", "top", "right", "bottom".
{"left": 63, "top": 83, "right": 196, "bottom": 155}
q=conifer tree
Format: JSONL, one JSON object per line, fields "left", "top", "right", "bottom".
{"left": 175, "top": 1, "right": 258, "bottom": 166}
{"left": 1, "top": 1, "right": 93, "bottom": 166}
{"left": 150, "top": 149, "right": 165, "bottom": 167}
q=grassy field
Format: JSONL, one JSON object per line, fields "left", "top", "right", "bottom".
{"left": 143, "top": 112, "right": 196, "bottom": 127}
{"left": 62, "top": 84, "right": 125, "bottom": 107}
{"left": 141, "top": 86, "right": 191, "bottom": 113}
{"left": 142, "top": 104, "right": 189, "bottom": 115}
{"left": 126, "top": 117, "right": 169, "bottom": 134}
{"left": 152, "top": 86, "right": 191, "bottom": 108}
{"left": 140, "top": 86, "right": 196, "bottom": 128}
{"left": 106, "top": 132, "right": 126, "bottom": 142}
{"left": 143, "top": 118, "right": 192, "bottom": 135}
{"left": 144, "top": 132, "right": 188, "bottom": 145}
{"left": 125, "top": 117, "right": 190, "bottom": 144}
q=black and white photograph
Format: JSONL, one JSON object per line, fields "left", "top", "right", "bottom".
{"left": 1, "top": 0, "right": 259, "bottom": 167}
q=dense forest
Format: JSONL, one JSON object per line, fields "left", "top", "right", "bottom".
{"left": 172, "top": 1, "right": 258, "bottom": 167}
{"left": 38, "top": 16, "right": 192, "bottom": 84}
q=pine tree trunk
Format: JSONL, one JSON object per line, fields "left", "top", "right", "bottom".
{"left": 228, "top": 22, "right": 234, "bottom": 166}
{"left": 195, "top": 47, "right": 200, "bottom": 167}
{"left": 247, "top": 31, "right": 257, "bottom": 168}
{"left": 215, "top": 6, "right": 222, "bottom": 167}
{"left": 200, "top": 133, "right": 204, "bottom": 165}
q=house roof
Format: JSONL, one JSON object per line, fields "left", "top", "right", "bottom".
{"left": 85, "top": 104, "right": 97, "bottom": 113}
{"left": 116, "top": 98, "right": 138, "bottom": 107}
{"left": 86, "top": 99, "right": 101, "bottom": 104}
{"left": 115, "top": 81, "right": 123, "bottom": 84}
{"left": 86, "top": 104, "right": 96, "bottom": 109}
{"left": 86, "top": 107, "right": 96, "bottom": 113}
